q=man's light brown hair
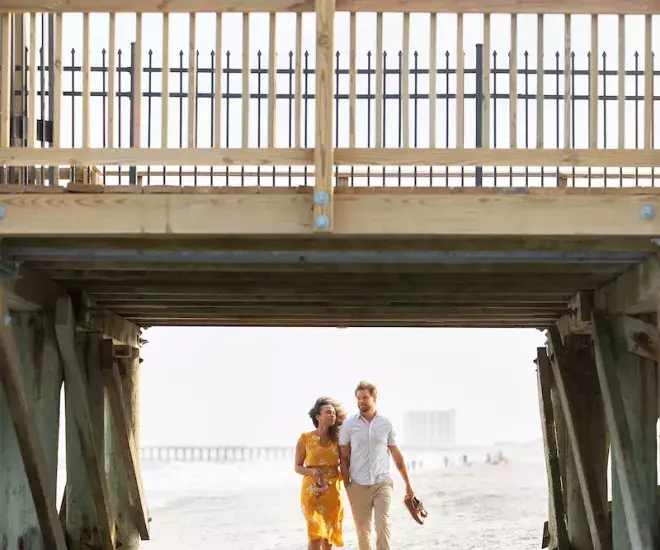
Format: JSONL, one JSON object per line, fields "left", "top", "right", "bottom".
{"left": 355, "top": 380, "right": 377, "bottom": 400}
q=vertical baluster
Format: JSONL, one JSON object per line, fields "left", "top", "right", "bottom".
{"left": 510, "top": 14, "right": 517, "bottom": 186}
{"left": 188, "top": 13, "right": 197, "bottom": 152}
{"left": 402, "top": 13, "right": 409, "bottom": 149}
{"left": 537, "top": 14, "right": 543, "bottom": 186}
{"left": 27, "top": 13, "right": 36, "bottom": 153}
{"left": 349, "top": 12, "right": 355, "bottom": 185}
{"left": 0, "top": 14, "right": 9, "bottom": 184}
{"left": 296, "top": 12, "right": 303, "bottom": 149}
{"left": 162, "top": 13, "right": 169, "bottom": 183}
{"left": 590, "top": 14, "right": 598, "bottom": 149}
{"left": 147, "top": 49, "right": 153, "bottom": 185}
{"left": 564, "top": 15, "right": 570, "bottom": 187}
{"left": 214, "top": 12, "right": 222, "bottom": 150}
{"left": 133, "top": 12, "right": 142, "bottom": 185}
{"left": 376, "top": 12, "right": 383, "bottom": 149}
{"left": 52, "top": 13, "right": 62, "bottom": 185}
{"left": 618, "top": 15, "right": 624, "bottom": 186}
{"left": 269, "top": 12, "right": 276, "bottom": 152}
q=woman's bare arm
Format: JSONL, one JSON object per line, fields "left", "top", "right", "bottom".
{"left": 294, "top": 436, "right": 319, "bottom": 477}
{"left": 339, "top": 445, "right": 351, "bottom": 486}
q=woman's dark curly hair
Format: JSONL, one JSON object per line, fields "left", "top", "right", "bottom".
{"left": 308, "top": 397, "right": 347, "bottom": 441}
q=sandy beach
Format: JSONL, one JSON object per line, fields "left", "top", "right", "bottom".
{"left": 125, "top": 446, "right": 548, "bottom": 549}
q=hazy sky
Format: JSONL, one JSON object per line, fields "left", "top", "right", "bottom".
{"left": 139, "top": 327, "right": 546, "bottom": 447}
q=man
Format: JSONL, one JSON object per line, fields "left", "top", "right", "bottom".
{"left": 338, "top": 381, "right": 415, "bottom": 550}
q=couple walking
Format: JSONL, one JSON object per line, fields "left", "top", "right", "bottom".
{"left": 294, "top": 381, "right": 424, "bottom": 549}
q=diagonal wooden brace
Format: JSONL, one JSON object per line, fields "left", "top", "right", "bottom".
{"left": 0, "top": 289, "right": 67, "bottom": 550}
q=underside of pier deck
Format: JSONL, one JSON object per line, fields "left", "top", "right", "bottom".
{"left": 0, "top": 187, "right": 658, "bottom": 329}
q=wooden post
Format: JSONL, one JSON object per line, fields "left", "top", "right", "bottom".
{"left": 105, "top": 341, "right": 142, "bottom": 549}
{"left": 0, "top": 305, "right": 66, "bottom": 549}
{"left": 65, "top": 332, "right": 107, "bottom": 549}
{"left": 55, "top": 296, "right": 116, "bottom": 550}
{"left": 313, "top": 0, "right": 335, "bottom": 232}
{"left": 548, "top": 328, "right": 610, "bottom": 550}
{"left": 536, "top": 348, "right": 569, "bottom": 550}
{"left": 591, "top": 314, "right": 657, "bottom": 550}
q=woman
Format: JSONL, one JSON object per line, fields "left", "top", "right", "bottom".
{"left": 295, "top": 397, "right": 346, "bottom": 549}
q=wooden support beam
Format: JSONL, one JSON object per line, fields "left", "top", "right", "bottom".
{"left": 2, "top": 0, "right": 658, "bottom": 14}
{"left": 54, "top": 295, "right": 116, "bottom": 550}
{"left": 2, "top": 191, "right": 660, "bottom": 238}
{"left": 313, "top": 0, "right": 335, "bottom": 232}
{"left": 103, "top": 348, "right": 150, "bottom": 539}
{"left": 2, "top": 147, "right": 660, "bottom": 168}
{"left": 591, "top": 312, "right": 656, "bottom": 550}
{"left": 0, "top": 296, "right": 67, "bottom": 550}
{"left": 547, "top": 326, "right": 609, "bottom": 550}
{"left": 536, "top": 347, "right": 570, "bottom": 550}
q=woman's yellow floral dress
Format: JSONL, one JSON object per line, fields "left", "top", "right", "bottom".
{"left": 299, "top": 431, "right": 344, "bottom": 546}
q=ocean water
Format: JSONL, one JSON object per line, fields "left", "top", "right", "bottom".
{"left": 119, "top": 445, "right": 549, "bottom": 549}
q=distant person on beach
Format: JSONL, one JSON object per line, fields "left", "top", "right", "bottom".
{"left": 295, "top": 397, "right": 347, "bottom": 549}
{"left": 339, "top": 381, "right": 416, "bottom": 550}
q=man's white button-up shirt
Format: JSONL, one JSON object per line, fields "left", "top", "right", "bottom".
{"left": 338, "top": 412, "right": 397, "bottom": 486}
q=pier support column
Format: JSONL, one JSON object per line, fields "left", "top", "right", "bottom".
{"left": 105, "top": 349, "right": 141, "bottom": 550}
{"left": 0, "top": 311, "right": 63, "bottom": 548}
{"left": 591, "top": 314, "right": 658, "bottom": 550}
{"left": 65, "top": 332, "right": 106, "bottom": 549}
{"left": 548, "top": 329, "right": 610, "bottom": 550}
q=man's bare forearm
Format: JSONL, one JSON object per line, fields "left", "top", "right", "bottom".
{"left": 394, "top": 458, "right": 412, "bottom": 487}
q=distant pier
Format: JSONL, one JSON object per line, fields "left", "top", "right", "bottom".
{"left": 139, "top": 446, "right": 294, "bottom": 462}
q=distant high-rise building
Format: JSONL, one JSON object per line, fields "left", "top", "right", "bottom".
{"left": 403, "top": 409, "right": 456, "bottom": 449}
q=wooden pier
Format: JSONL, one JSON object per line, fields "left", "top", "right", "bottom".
{"left": 139, "top": 446, "right": 294, "bottom": 462}
{"left": 0, "top": 0, "right": 658, "bottom": 548}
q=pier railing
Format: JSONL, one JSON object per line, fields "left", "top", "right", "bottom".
{"left": 0, "top": 2, "right": 658, "bottom": 227}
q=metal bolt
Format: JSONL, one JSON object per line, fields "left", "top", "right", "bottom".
{"left": 315, "top": 215, "right": 331, "bottom": 231}
{"left": 639, "top": 204, "right": 655, "bottom": 221}
{"left": 314, "top": 190, "right": 330, "bottom": 206}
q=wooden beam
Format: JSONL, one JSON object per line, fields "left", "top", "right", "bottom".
{"left": 1, "top": 148, "right": 660, "bottom": 168}
{"left": 2, "top": 0, "right": 658, "bottom": 14}
{"left": 547, "top": 327, "right": 609, "bottom": 549}
{"left": 536, "top": 347, "right": 570, "bottom": 550}
{"left": 313, "top": 0, "right": 335, "bottom": 232}
{"left": 2, "top": 191, "right": 660, "bottom": 237}
{"left": 591, "top": 312, "right": 655, "bottom": 550}
{"left": 0, "top": 290, "right": 68, "bottom": 550}
{"left": 102, "top": 345, "right": 150, "bottom": 540}
{"left": 54, "top": 295, "right": 116, "bottom": 550}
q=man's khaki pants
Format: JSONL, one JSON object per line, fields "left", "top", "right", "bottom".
{"left": 346, "top": 479, "right": 393, "bottom": 550}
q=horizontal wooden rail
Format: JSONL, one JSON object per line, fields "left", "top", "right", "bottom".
{"left": 2, "top": 148, "right": 660, "bottom": 169}
{"left": 1, "top": 0, "right": 657, "bottom": 13}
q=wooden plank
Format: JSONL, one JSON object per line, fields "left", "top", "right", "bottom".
{"left": 547, "top": 326, "right": 609, "bottom": 550}
{"left": 313, "top": 0, "right": 335, "bottom": 231}
{"left": 108, "top": 14, "right": 116, "bottom": 148}
{"left": 3, "top": 0, "right": 660, "bottom": 14}
{"left": 591, "top": 312, "right": 655, "bottom": 550}
{"left": 402, "top": 13, "right": 409, "bottom": 148}
{"left": 83, "top": 13, "right": 91, "bottom": 153}
{"left": 295, "top": 12, "right": 303, "bottom": 147}
{"left": 510, "top": 14, "right": 517, "bottom": 148}
{"left": 54, "top": 296, "right": 116, "bottom": 550}
{"left": 589, "top": 15, "right": 597, "bottom": 149}
{"left": 536, "top": 14, "right": 543, "bottom": 149}
{"left": 187, "top": 13, "right": 196, "bottom": 149}
{"left": 375, "top": 12, "right": 383, "bottom": 148}
{"left": 242, "top": 13, "right": 249, "bottom": 149}
{"left": 618, "top": 15, "right": 624, "bottom": 150}
{"left": 2, "top": 190, "right": 660, "bottom": 238}
{"left": 0, "top": 291, "right": 68, "bottom": 550}
{"left": 348, "top": 12, "right": 355, "bottom": 148}
{"left": 268, "top": 12, "right": 276, "bottom": 148}
{"left": 429, "top": 13, "right": 436, "bottom": 148}
{"left": 102, "top": 353, "right": 150, "bottom": 539}
{"left": 564, "top": 15, "right": 570, "bottom": 149}
{"left": 456, "top": 14, "right": 464, "bottom": 149}
{"left": 644, "top": 15, "right": 652, "bottom": 150}
{"left": 483, "top": 13, "right": 490, "bottom": 148}
{"left": 0, "top": 14, "right": 10, "bottom": 149}
{"left": 3, "top": 147, "right": 660, "bottom": 168}
{"left": 27, "top": 13, "right": 36, "bottom": 148}
{"left": 214, "top": 12, "right": 221, "bottom": 148}
{"left": 536, "top": 347, "right": 570, "bottom": 550}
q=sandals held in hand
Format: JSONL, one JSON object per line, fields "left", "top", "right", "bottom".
{"left": 403, "top": 495, "right": 428, "bottom": 525}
